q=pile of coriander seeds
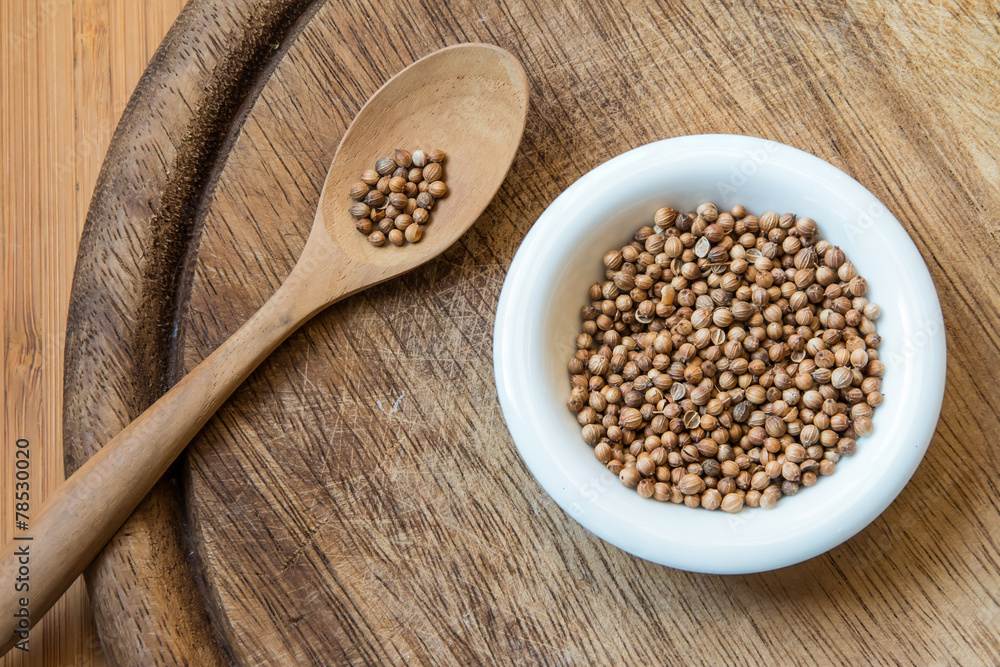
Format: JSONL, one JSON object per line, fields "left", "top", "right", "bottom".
{"left": 567, "top": 202, "right": 884, "bottom": 513}
{"left": 349, "top": 148, "right": 448, "bottom": 247}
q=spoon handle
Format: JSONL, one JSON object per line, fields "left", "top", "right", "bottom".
{"left": 0, "top": 262, "right": 328, "bottom": 654}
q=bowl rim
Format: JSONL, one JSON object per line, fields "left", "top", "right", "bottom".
{"left": 493, "top": 133, "right": 946, "bottom": 574}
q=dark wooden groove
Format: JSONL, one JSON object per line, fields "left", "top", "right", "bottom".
{"left": 168, "top": 0, "right": 328, "bottom": 387}
{"left": 63, "top": 1, "right": 326, "bottom": 664}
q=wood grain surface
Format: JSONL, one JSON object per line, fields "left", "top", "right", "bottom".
{"left": 55, "top": 0, "right": 1000, "bottom": 664}
{"left": 0, "top": 1, "right": 186, "bottom": 665}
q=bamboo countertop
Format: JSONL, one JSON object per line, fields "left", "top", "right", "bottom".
{"left": 1, "top": 2, "right": 186, "bottom": 665}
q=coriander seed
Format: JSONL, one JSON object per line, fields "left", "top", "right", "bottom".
{"left": 375, "top": 156, "right": 396, "bottom": 176}
{"left": 364, "top": 190, "right": 386, "bottom": 208}
{"left": 428, "top": 181, "right": 448, "bottom": 198}
{"left": 350, "top": 182, "right": 369, "bottom": 200}
{"left": 394, "top": 214, "right": 414, "bottom": 231}
{"left": 620, "top": 467, "right": 641, "bottom": 488}
{"left": 678, "top": 474, "right": 706, "bottom": 495}
{"left": 394, "top": 148, "right": 412, "bottom": 167}
{"left": 720, "top": 493, "right": 743, "bottom": 513}
{"left": 416, "top": 192, "right": 435, "bottom": 210}
{"left": 405, "top": 224, "right": 423, "bottom": 243}
{"left": 423, "top": 162, "right": 443, "bottom": 183}
{"left": 701, "top": 489, "right": 722, "bottom": 510}
{"left": 388, "top": 192, "right": 408, "bottom": 209}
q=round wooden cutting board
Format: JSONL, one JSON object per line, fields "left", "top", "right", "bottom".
{"left": 63, "top": 0, "right": 1000, "bottom": 665}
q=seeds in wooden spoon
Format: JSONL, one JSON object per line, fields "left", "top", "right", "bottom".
{"left": 567, "top": 202, "right": 883, "bottom": 513}
{"left": 350, "top": 149, "right": 448, "bottom": 247}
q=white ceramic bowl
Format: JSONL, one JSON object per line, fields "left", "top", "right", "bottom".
{"left": 494, "top": 135, "right": 946, "bottom": 574}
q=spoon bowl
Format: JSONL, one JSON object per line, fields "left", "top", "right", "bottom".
{"left": 0, "top": 43, "right": 528, "bottom": 654}
{"left": 313, "top": 43, "right": 529, "bottom": 295}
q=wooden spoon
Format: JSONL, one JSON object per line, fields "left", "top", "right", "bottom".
{"left": 0, "top": 42, "right": 528, "bottom": 653}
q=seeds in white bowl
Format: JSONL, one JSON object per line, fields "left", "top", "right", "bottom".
{"left": 566, "top": 203, "right": 883, "bottom": 512}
